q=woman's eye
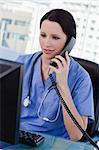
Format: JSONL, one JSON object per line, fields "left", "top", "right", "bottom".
{"left": 40, "top": 34, "right": 46, "bottom": 37}
{"left": 52, "top": 36, "right": 60, "bottom": 40}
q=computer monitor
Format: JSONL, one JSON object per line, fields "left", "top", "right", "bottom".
{"left": 0, "top": 58, "right": 23, "bottom": 146}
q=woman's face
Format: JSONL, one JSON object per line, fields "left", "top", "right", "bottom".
{"left": 39, "top": 20, "right": 67, "bottom": 59}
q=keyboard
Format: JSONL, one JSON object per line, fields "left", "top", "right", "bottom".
{"left": 19, "top": 130, "right": 45, "bottom": 147}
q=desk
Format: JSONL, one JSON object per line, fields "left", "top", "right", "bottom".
{"left": 3, "top": 134, "right": 94, "bottom": 150}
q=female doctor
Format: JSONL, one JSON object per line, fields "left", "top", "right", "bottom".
{"left": 17, "top": 9, "right": 94, "bottom": 141}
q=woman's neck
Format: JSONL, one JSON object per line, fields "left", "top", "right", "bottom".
{"left": 41, "top": 55, "right": 51, "bottom": 80}
{"left": 41, "top": 55, "right": 50, "bottom": 67}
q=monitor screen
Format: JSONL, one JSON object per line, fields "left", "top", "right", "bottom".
{"left": 0, "top": 58, "right": 23, "bottom": 146}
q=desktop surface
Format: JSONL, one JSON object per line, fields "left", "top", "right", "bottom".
{"left": 3, "top": 134, "right": 94, "bottom": 150}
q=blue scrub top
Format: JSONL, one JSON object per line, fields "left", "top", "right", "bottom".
{"left": 17, "top": 51, "right": 94, "bottom": 139}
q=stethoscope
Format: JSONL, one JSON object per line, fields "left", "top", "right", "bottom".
{"left": 23, "top": 52, "right": 42, "bottom": 107}
{"left": 23, "top": 52, "right": 61, "bottom": 122}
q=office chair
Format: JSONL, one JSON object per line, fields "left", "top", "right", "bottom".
{"left": 73, "top": 57, "right": 99, "bottom": 140}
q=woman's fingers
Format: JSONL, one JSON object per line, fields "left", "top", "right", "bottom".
{"left": 50, "top": 51, "right": 70, "bottom": 68}
{"left": 55, "top": 55, "right": 66, "bottom": 67}
{"left": 50, "top": 57, "right": 63, "bottom": 68}
{"left": 49, "top": 52, "right": 70, "bottom": 75}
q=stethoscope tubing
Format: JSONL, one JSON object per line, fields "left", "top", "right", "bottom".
{"left": 37, "top": 85, "right": 61, "bottom": 123}
{"left": 23, "top": 52, "right": 61, "bottom": 123}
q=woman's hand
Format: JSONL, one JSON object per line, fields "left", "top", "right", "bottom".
{"left": 49, "top": 51, "right": 70, "bottom": 88}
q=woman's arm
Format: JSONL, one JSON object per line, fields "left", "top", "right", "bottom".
{"left": 49, "top": 52, "right": 88, "bottom": 141}
{"left": 58, "top": 84, "right": 88, "bottom": 141}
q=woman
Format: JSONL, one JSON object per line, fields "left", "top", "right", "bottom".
{"left": 17, "top": 9, "right": 94, "bottom": 141}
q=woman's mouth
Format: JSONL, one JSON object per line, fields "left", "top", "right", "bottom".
{"left": 44, "top": 49, "right": 54, "bottom": 55}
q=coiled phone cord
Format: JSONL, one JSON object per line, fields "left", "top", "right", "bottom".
{"left": 49, "top": 73, "right": 99, "bottom": 150}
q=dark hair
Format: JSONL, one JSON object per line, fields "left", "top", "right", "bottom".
{"left": 40, "top": 9, "right": 76, "bottom": 41}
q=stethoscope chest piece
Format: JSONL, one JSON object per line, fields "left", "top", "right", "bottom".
{"left": 23, "top": 96, "right": 31, "bottom": 107}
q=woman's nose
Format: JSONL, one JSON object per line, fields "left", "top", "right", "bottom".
{"left": 45, "top": 37, "right": 52, "bottom": 47}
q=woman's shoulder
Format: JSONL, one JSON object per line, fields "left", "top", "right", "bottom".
{"left": 69, "top": 56, "right": 93, "bottom": 96}
{"left": 16, "top": 51, "right": 42, "bottom": 64}
{"left": 70, "top": 56, "right": 90, "bottom": 79}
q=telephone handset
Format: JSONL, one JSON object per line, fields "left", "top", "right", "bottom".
{"left": 50, "top": 36, "right": 76, "bottom": 67}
